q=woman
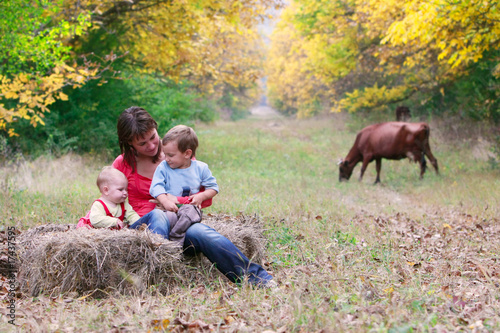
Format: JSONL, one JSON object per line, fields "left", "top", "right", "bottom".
{"left": 112, "top": 106, "right": 275, "bottom": 287}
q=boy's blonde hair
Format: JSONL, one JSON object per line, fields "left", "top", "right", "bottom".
{"left": 162, "top": 125, "right": 198, "bottom": 157}
{"left": 96, "top": 166, "right": 127, "bottom": 192}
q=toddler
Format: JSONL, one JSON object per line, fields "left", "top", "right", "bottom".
{"left": 78, "top": 166, "right": 140, "bottom": 229}
{"left": 150, "top": 125, "right": 218, "bottom": 244}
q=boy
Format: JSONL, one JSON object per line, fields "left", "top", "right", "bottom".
{"left": 150, "top": 125, "right": 218, "bottom": 244}
{"left": 79, "top": 166, "right": 141, "bottom": 229}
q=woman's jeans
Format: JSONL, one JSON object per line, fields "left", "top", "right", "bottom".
{"left": 130, "top": 209, "right": 273, "bottom": 286}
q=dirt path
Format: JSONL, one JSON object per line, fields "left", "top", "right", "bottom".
{"left": 249, "top": 104, "right": 283, "bottom": 119}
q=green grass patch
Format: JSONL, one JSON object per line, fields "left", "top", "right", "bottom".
{"left": 1, "top": 114, "right": 499, "bottom": 332}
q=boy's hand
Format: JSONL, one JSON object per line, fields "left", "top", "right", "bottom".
{"left": 161, "top": 200, "right": 179, "bottom": 212}
{"left": 188, "top": 194, "right": 204, "bottom": 209}
{"left": 189, "top": 189, "right": 217, "bottom": 209}
{"left": 156, "top": 193, "right": 179, "bottom": 213}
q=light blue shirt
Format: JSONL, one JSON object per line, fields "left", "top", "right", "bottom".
{"left": 150, "top": 159, "right": 219, "bottom": 198}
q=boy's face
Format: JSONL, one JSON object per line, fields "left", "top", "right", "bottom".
{"left": 103, "top": 175, "right": 128, "bottom": 204}
{"left": 163, "top": 141, "right": 192, "bottom": 169}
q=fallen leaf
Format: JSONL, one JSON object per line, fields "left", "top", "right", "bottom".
{"left": 383, "top": 287, "right": 394, "bottom": 294}
{"left": 173, "top": 317, "right": 210, "bottom": 330}
{"left": 150, "top": 319, "right": 170, "bottom": 331}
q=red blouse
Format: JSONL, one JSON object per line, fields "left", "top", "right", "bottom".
{"left": 112, "top": 155, "right": 156, "bottom": 217}
{"left": 113, "top": 155, "right": 213, "bottom": 216}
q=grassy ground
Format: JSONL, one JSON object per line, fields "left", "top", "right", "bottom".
{"left": 1, "top": 112, "right": 499, "bottom": 332}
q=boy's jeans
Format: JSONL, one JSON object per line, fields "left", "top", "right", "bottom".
{"left": 129, "top": 209, "right": 273, "bottom": 286}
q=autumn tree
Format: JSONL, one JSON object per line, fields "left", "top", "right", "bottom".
{"left": 1, "top": 0, "right": 284, "bottom": 139}
{"left": 266, "top": 0, "right": 500, "bottom": 121}
{"left": 61, "top": 0, "right": 283, "bottom": 103}
{"left": 266, "top": 0, "right": 372, "bottom": 117}
{"left": 0, "top": 0, "right": 114, "bottom": 136}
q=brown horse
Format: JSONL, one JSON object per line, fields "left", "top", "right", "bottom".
{"left": 339, "top": 122, "right": 439, "bottom": 183}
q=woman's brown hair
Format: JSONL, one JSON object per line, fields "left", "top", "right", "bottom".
{"left": 117, "top": 106, "right": 161, "bottom": 172}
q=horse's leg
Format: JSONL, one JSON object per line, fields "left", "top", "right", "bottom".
{"left": 410, "top": 149, "right": 426, "bottom": 179}
{"left": 359, "top": 156, "right": 371, "bottom": 181}
{"left": 424, "top": 141, "right": 439, "bottom": 174}
{"left": 375, "top": 158, "right": 382, "bottom": 184}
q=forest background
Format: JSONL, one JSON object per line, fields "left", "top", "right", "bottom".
{"left": 1, "top": 1, "right": 500, "bottom": 331}
{"left": 1, "top": 0, "right": 500, "bottom": 159}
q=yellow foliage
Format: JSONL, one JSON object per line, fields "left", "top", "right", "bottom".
{"left": 61, "top": 0, "right": 282, "bottom": 95}
{"left": 266, "top": 0, "right": 500, "bottom": 115}
{"left": 2, "top": 0, "right": 283, "bottom": 134}
{"left": 265, "top": 2, "right": 338, "bottom": 117}
{"left": 334, "top": 85, "right": 409, "bottom": 113}
{"left": 0, "top": 63, "right": 103, "bottom": 135}
{"left": 382, "top": 0, "right": 500, "bottom": 74}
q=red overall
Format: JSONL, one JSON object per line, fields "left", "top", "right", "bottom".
{"left": 76, "top": 200, "right": 126, "bottom": 230}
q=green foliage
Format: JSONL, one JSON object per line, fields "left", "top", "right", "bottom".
{"left": 5, "top": 74, "right": 217, "bottom": 157}
{"left": 0, "top": 1, "right": 108, "bottom": 136}
{"left": 1, "top": 0, "right": 278, "bottom": 138}
{"left": 147, "top": 79, "right": 218, "bottom": 135}
{"left": 216, "top": 88, "right": 252, "bottom": 120}
{"left": 413, "top": 50, "right": 500, "bottom": 123}
{"left": 0, "top": 0, "right": 91, "bottom": 76}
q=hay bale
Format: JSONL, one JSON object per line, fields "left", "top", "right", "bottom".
{"left": 17, "top": 224, "right": 74, "bottom": 252}
{"left": 203, "top": 213, "right": 266, "bottom": 263}
{"left": 17, "top": 228, "right": 183, "bottom": 297}
{"left": 16, "top": 214, "right": 267, "bottom": 297}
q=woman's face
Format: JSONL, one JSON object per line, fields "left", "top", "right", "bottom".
{"left": 130, "top": 128, "right": 160, "bottom": 158}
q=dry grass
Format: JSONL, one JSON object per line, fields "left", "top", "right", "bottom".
{"left": 1, "top": 113, "right": 500, "bottom": 332}
{"left": 0, "top": 153, "right": 98, "bottom": 196}
{"left": 273, "top": 210, "right": 500, "bottom": 331}
{"left": 17, "top": 227, "right": 183, "bottom": 297}
{"left": 12, "top": 214, "right": 266, "bottom": 299}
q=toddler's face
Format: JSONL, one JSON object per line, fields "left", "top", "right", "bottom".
{"left": 163, "top": 141, "right": 191, "bottom": 169}
{"left": 104, "top": 175, "right": 128, "bottom": 204}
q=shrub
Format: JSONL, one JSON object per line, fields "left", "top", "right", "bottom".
{"left": 7, "top": 73, "right": 217, "bottom": 157}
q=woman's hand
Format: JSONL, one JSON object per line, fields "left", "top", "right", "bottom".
{"left": 149, "top": 199, "right": 164, "bottom": 210}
